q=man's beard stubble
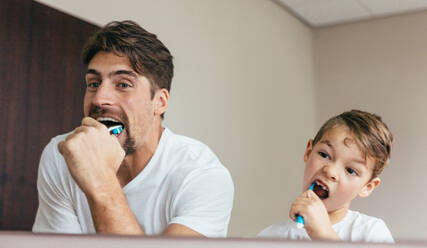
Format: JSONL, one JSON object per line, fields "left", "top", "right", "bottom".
{"left": 89, "top": 105, "right": 136, "bottom": 155}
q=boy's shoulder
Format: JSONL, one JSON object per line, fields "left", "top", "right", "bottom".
{"left": 334, "top": 210, "right": 394, "bottom": 243}
{"left": 336, "top": 210, "right": 385, "bottom": 228}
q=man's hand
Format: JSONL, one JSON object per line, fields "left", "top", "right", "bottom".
{"left": 289, "top": 190, "right": 340, "bottom": 240}
{"left": 58, "top": 117, "right": 125, "bottom": 196}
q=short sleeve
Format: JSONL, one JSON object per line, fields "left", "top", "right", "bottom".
{"left": 169, "top": 166, "right": 234, "bottom": 237}
{"left": 365, "top": 219, "right": 394, "bottom": 243}
{"left": 32, "top": 137, "right": 83, "bottom": 233}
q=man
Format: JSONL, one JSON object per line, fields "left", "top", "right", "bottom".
{"left": 32, "top": 21, "right": 234, "bottom": 237}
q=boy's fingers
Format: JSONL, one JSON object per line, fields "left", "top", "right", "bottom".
{"left": 306, "top": 190, "right": 321, "bottom": 201}
{"left": 290, "top": 197, "right": 312, "bottom": 220}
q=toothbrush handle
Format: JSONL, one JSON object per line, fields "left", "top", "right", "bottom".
{"left": 296, "top": 214, "right": 305, "bottom": 228}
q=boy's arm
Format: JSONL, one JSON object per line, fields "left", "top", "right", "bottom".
{"left": 289, "top": 190, "right": 340, "bottom": 240}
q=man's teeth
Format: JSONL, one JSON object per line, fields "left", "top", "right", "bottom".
{"left": 97, "top": 117, "right": 121, "bottom": 123}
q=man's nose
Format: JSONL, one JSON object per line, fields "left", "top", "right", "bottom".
{"left": 322, "top": 163, "right": 338, "bottom": 182}
{"left": 91, "top": 82, "right": 114, "bottom": 107}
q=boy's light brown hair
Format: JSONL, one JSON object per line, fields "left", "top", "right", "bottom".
{"left": 312, "top": 110, "right": 393, "bottom": 179}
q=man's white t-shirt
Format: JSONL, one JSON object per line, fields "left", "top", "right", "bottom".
{"left": 32, "top": 128, "right": 234, "bottom": 237}
{"left": 258, "top": 210, "right": 394, "bottom": 243}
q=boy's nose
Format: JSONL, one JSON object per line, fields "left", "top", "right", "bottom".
{"left": 322, "top": 164, "right": 338, "bottom": 182}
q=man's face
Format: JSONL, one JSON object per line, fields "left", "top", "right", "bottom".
{"left": 83, "top": 51, "right": 157, "bottom": 154}
{"left": 302, "top": 125, "right": 378, "bottom": 213}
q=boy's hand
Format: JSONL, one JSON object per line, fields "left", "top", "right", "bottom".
{"left": 289, "top": 190, "right": 340, "bottom": 240}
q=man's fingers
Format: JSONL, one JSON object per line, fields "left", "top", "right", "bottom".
{"left": 82, "top": 116, "right": 100, "bottom": 127}
{"left": 82, "top": 117, "right": 110, "bottom": 134}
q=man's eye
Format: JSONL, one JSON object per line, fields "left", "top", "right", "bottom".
{"left": 87, "top": 82, "right": 100, "bottom": 88}
{"left": 318, "top": 151, "right": 330, "bottom": 159}
{"left": 346, "top": 167, "right": 358, "bottom": 176}
{"left": 118, "top": 82, "right": 131, "bottom": 88}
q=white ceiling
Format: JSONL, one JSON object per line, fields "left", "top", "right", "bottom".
{"left": 277, "top": 0, "right": 427, "bottom": 27}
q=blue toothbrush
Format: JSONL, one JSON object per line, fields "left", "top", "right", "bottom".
{"left": 296, "top": 182, "right": 315, "bottom": 228}
{"left": 108, "top": 125, "right": 123, "bottom": 136}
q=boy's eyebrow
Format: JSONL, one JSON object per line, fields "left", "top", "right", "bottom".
{"left": 319, "top": 140, "right": 335, "bottom": 151}
{"left": 320, "top": 139, "right": 368, "bottom": 167}
{"left": 350, "top": 157, "right": 367, "bottom": 167}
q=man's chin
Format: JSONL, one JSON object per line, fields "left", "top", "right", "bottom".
{"left": 123, "top": 136, "right": 136, "bottom": 155}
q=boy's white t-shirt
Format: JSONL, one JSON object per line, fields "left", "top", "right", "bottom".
{"left": 32, "top": 128, "right": 234, "bottom": 237}
{"left": 258, "top": 210, "right": 394, "bottom": 243}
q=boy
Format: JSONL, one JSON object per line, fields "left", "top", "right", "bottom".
{"left": 258, "top": 110, "right": 394, "bottom": 242}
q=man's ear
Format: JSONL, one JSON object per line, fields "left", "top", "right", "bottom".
{"left": 358, "top": 177, "right": 381, "bottom": 198}
{"left": 154, "top": 88, "right": 169, "bottom": 116}
{"left": 304, "top": 139, "right": 314, "bottom": 163}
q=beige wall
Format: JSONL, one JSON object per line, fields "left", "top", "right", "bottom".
{"left": 314, "top": 12, "right": 427, "bottom": 240}
{"left": 34, "top": 0, "right": 316, "bottom": 237}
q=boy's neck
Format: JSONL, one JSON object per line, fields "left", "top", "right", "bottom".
{"left": 328, "top": 207, "right": 349, "bottom": 225}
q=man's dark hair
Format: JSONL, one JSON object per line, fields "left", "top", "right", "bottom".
{"left": 82, "top": 20, "right": 174, "bottom": 116}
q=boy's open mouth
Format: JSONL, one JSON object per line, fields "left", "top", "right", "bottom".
{"left": 312, "top": 180, "right": 329, "bottom": 199}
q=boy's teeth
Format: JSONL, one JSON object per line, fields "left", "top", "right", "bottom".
{"left": 315, "top": 180, "right": 328, "bottom": 191}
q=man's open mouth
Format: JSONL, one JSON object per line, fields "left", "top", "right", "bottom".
{"left": 312, "top": 180, "right": 329, "bottom": 199}
{"left": 97, "top": 117, "right": 125, "bottom": 134}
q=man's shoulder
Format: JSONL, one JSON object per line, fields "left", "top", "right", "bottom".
{"left": 39, "top": 132, "right": 72, "bottom": 169}
{"left": 45, "top": 132, "right": 72, "bottom": 147}
{"left": 163, "top": 128, "right": 223, "bottom": 169}
{"left": 160, "top": 128, "right": 232, "bottom": 185}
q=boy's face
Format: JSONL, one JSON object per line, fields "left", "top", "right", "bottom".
{"left": 302, "top": 125, "right": 380, "bottom": 213}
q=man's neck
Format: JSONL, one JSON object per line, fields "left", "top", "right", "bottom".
{"left": 117, "top": 125, "right": 164, "bottom": 187}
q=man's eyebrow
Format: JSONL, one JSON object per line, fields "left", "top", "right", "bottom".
{"left": 85, "top": 69, "right": 139, "bottom": 79}
{"left": 86, "top": 69, "right": 101, "bottom": 76}
{"left": 110, "top": 70, "right": 138, "bottom": 78}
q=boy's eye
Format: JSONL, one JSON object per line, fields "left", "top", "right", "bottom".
{"left": 318, "top": 151, "right": 330, "bottom": 160}
{"left": 346, "top": 167, "right": 359, "bottom": 176}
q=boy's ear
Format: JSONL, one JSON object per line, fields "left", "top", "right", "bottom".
{"left": 303, "top": 139, "right": 314, "bottom": 163}
{"left": 358, "top": 177, "right": 381, "bottom": 198}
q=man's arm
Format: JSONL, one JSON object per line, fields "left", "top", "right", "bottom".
{"left": 58, "top": 117, "right": 204, "bottom": 236}
{"left": 57, "top": 117, "right": 145, "bottom": 235}
{"left": 167, "top": 165, "right": 234, "bottom": 237}
{"left": 163, "top": 224, "right": 204, "bottom": 236}
{"left": 85, "top": 179, "right": 144, "bottom": 234}
{"left": 87, "top": 184, "right": 204, "bottom": 236}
